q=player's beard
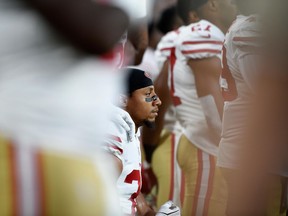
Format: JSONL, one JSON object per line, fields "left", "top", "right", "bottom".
{"left": 143, "top": 120, "right": 155, "bottom": 129}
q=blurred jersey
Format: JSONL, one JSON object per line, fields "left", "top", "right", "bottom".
{"left": 138, "top": 47, "right": 160, "bottom": 80}
{"left": 0, "top": 1, "right": 122, "bottom": 215}
{"left": 172, "top": 20, "right": 224, "bottom": 156}
{"left": 218, "top": 15, "right": 261, "bottom": 169}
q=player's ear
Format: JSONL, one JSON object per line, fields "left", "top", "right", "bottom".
{"left": 119, "top": 94, "right": 128, "bottom": 108}
{"left": 188, "top": 11, "right": 200, "bottom": 23}
{"left": 208, "top": 0, "right": 218, "bottom": 12}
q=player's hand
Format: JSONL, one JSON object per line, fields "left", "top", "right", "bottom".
{"left": 156, "top": 201, "right": 181, "bottom": 216}
{"left": 111, "top": 106, "right": 135, "bottom": 141}
{"left": 141, "top": 160, "right": 157, "bottom": 195}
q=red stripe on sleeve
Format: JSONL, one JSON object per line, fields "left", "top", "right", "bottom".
{"left": 108, "top": 144, "right": 123, "bottom": 154}
{"left": 182, "top": 40, "right": 223, "bottom": 45}
{"left": 160, "top": 47, "right": 173, "bottom": 52}
{"left": 109, "top": 135, "right": 122, "bottom": 143}
{"left": 233, "top": 37, "right": 258, "bottom": 42}
{"left": 182, "top": 49, "right": 221, "bottom": 55}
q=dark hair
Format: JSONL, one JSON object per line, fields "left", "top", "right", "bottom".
{"left": 120, "top": 68, "right": 153, "bottom": 96}
{"left": 148, "top": 22, "right": 155, "bottom": 38}
{"left": 177, "top": 0, "right": 208, "bottom": 24}
{"left": 177, "top": 0, "right": 191, "bottom": 24}
{"left": 157, "top": 6, "right": 178, "bottom": 34}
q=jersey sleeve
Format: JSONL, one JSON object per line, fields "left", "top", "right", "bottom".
{"left": 232, "top": 16, "right": 261, "bottom": 88}
{"left": 232, "top": 16, "right": 260, "bottom": 56}
{"left": 103, "top": 121, "right": 127, "bottom": 161}
{"left": 179, "top": 24, "right": 224, "bottom": 59}
{"left": 155, "top": 31, "right": 178, "bottom": 70}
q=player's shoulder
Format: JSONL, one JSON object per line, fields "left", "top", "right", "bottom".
{"left": 106, "top": 110, "right": 130, "bottom": 145}
{"left": 155, "top": 27, "right": 185, "bottom": 64}
{"left": 103, "top": 109, "right": 132, "bottom": 158}
{"left": 103, "top": 121, "right": 127, "bottom": 159}
{"left": 228, "top": 15, "right": 260, "bottom": 47}
{"left": 178, "top": 20, "right": 224, "bottom": 59}
{"left": 157, "top": 27, "right": 184, "bottom": 51}
{"left": 179, "top": 20, "right": 224, "bottom": 42}
{"left": 107, "top": 121, "right": 127, "bottom": 142}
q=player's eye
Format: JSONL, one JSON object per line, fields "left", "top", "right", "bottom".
{"left": 145, "top": 94, "right": 159, "bottom": 102}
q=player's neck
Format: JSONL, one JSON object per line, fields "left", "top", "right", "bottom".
{"left": 210, "top": 19, "right": 229, "bottom": 34}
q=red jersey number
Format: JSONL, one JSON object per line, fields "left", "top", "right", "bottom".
{"left": 124, "top": 170, "right": 141, "bottom": 199}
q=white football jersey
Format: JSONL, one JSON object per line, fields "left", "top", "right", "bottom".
{"left": 0, "top": 3, "right": 122, "bottom": 215}
{"left": 104, "top": 109, "right": 142, "bottom": 216}
{"left": 218, "top": 15, "right": 261, "bottom": 169}
{"left": 155, "top": 29, "right": 184, "bottom": 133}
{"left": 171, "top": 20, "right": 224, "bottom": 156}
{"left": 155, "top": 30, "right": 181, "bottom": 70}
{"left": 138, "top": 47, "right": 160, "bottom": 81}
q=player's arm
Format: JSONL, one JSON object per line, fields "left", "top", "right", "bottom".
{"left": 188, "top": 57, "right": 224, "bottom": 118}
{"left": 25, "top": 0, "right": 129, "bottom": 55}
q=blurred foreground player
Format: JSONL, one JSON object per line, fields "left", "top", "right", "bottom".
{"left": 218, "top": 0, "right": 287, "bottom": 215}
{"left": 0, "top": 0, "right": 130, "bottom": 215}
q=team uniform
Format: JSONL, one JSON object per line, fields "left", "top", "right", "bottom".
{"left": 152, "top": 29, "right": 185, "bottom": 209}
{"left": 171, "top": 20, "right": 227, "bottom": 216}
{"left": 0, "top": 137, "right": 120, "bottom": 216}
{"left": 138, "top": 47, "right": 160, "bottom": 80}
{"left": 0, "top": 1, "right": 123, "bottom": 215}
{"left": 218, "top": 15, "right": 259, "bottom": 170}
{"left": 218, "top": 15, "right": 286, "bottom": 215}
{"left": 104, "top": 109, "right": 142, "bottom": 216}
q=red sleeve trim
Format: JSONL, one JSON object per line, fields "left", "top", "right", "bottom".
{"left": 109, "top": 135, "right": 122, "bottom": 143}
{"left": 108, "top": 144, "right": 123, "bottom": 154}
{"left": 181, "top": 49, "right": 221, "bottom": 55}
{"left": 182, "top": 40, "right": 223, "bottom": 45}
{"left": 233, "top": 37, "right": 258, "bottom": 42}
{"left": 160, "top": 47, "right": 174, "bottom": 52}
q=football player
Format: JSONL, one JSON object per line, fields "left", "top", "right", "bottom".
{"left": 218, "top": 0, "right": 287, "bottom": 215}
{"left": 171, "top": 0, "right": 237, "bottom": 215}
{"left": 0, "top": 0, "right": 129, "bottom": 215}
{"left": 104, "top": 68, "right": 181, "bottom": 216}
